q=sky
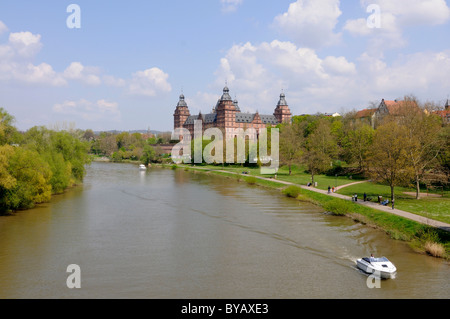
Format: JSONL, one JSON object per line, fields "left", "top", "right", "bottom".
{"left": 0, "top": 0, "right": 449, "bottom": 132}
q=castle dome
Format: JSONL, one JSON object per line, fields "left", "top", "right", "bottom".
{"left": 177, "top": 94, "right": 188, "bottom": 107}
{"left": 233, "top": 99, "right": 241, "bottom": 112}
{"left": 220, "top": 86, "right": 232, "bottom": 101}
{"left": 277, "top": 93, "right": 288, "bottom": 107}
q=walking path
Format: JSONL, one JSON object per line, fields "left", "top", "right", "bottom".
{"left": 190, "top": 166, "right": 450, "bottom": 232}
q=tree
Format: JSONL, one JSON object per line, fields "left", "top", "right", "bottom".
{"left": 0, "top": 108, "right": 19, "bottom": 145}
{"left": 397, "top": 96, "right": 444, "bottom": 199}
{"left": 344, "top": 121, "right": 374, "bottom": 172}
{"left": 5, "top": 147, "right": 52, "bottom": 210}
{"left": 303, "top": 118, "right": 338, "bottom": 184}
{"left": 279, "top": 123, "right": 304, "bottom": 175}
{"left": 141, "top": 144, "right": 157, "bottom": 165}
{"left": 368, "top": 120, "right": 414, "bottom": 203}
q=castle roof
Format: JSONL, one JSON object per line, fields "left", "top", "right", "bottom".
{"left": 177, "top": 94, "right": 188, "bottom": 107}
{"left": 277, "top": 93, "right": 288, "bottom": 107}
{"left": 220, "top": 86, "right": 232, "bottom": 101}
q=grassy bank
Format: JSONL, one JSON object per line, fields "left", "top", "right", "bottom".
{"left": 166, "top": 164, "right": 449, "bottom": 259}
{"left": 337, "top": 182, "right": 450, "bottom": 225}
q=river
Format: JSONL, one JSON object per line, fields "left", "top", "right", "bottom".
{"left": 0, "top": 162, "right": 448, "bottom": 299}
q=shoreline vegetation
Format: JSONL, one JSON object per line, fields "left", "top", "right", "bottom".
{"left": 1, "top": 104, "right": 449, "bottom": 260}
{"left": 156, "top": 163, "right": 449, "bottom": 260}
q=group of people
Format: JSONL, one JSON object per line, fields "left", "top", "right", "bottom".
{"left": 325, "top": 186, "right": 396, "bottom": 210}
{"left": 327, "top": 186, "right": 337, "bottom": 194}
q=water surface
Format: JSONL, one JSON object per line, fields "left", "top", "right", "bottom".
{"left": 0, "top": 162, "right": 448, "bottom": 299}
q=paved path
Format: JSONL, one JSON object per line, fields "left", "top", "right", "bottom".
{"left": 189, "top": 166, "right": 450, "bottom": 232}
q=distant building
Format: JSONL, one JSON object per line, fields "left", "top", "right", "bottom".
{"left": 174, "top": 86, "right": 292, "bottom": 139}
{"left": 355, "top": 98, "right": 420, "bottom": 128}
{"left": 432, "top": 99, "right": 450, "bottom": 125}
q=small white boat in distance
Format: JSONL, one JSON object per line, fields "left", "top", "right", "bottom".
{"left": 139, "top": 164, "right": 147, "bottom": 171}
{"left": 356, "top": 256, "right": 397, "bottom": 279}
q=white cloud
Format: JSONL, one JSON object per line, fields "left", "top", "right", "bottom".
{"left": 0, "top": 21, "right": 8, "bottom": 35}
{"left": 220, "top": 0, "right": 243, "bottom": 13}
{"left": 372, "top": 0, "right": 450, "bottom": 26}
{"left": 322, "top": 56, "right": 357, "bottom": 75}
{"left": 0, "top": 29, "right": 67, "bottom": 87}
{"left": 63, "top": 62, "right": 102, "bottom": 86}
{"left": 53, "top": 99, "right": 121, "bottom": 122}
{"left": 196, "top": 39, "right": 450, "bottom": 116}
{"left": 273, "top": 0, "right": 342, "bottom": 49}
{"left": 12, "top": 62, "right": 67, "bottom": 86}
{"left": 8, "top": 31, "right": 43, "bottom": 58}
{"left": 344, "top": 0, "right": 450, "bottom": 52}
{"left": 128, "top": 67, "right": 172, "bottom": 97}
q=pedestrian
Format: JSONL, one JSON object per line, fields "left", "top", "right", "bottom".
{"left": 364, "top": 193, "right": 367, "bottom": 202}
{"left": 392, "top": 199, "right": 395, "bottom": 210}
{"left": 328, "top": 186, "right": 331, "bottom": 194}
{"left": 352, "top": 195, "right": 354, "bottom": 202}
{"left": 332, "top": 187, "right": 335, "bottom": 193}
{"left": 355, "top": 194, "right": 358, "bottom": 202}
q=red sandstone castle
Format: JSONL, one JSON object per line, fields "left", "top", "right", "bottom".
{"left": 174, "top": 86, "right": 292, "bottom": 138}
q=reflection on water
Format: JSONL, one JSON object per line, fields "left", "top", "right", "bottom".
{"left": 0, "top": 162, "right": 448, "bottom": 299}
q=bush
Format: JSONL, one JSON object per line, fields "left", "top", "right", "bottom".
{"left": 424, "top": 242, "right": 445, "bottom": 258}
{"left": 323, "top": 199, "right": 354, "bottom": 216}
{"left": 245, "top": 176, "right": 257, "bottom": 185}
{"left": 282, "top": 186, "right": 303, "bottom": 199}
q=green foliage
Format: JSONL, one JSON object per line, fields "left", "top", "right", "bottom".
{"left": 0, "top": 110, "right": 91, "bottom": 214}
{"left": 244, "top": 176, "right": 257, "bottom": 185}
{"left": 3, "top": 147, "right": 52, "bottom": 211}
{"left": 282, "top": 185, "right": 303, "bottom": 198}
{"left": 141, "top": 144, "right": 157, "bottom": 165}
{"left": 323, "top": 198, "right": 354, "bottom": 216}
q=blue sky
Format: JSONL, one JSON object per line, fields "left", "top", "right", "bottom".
{"left": 1, "top": 0, "right": 449, "bottom": 132}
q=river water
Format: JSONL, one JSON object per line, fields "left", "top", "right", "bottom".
{"left": 0, "top": 162, "right": 448, "bottom": 299}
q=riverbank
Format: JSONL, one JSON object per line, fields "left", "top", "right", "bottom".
{"left": 159, "top": 164, "right": 449, "bottom": 260}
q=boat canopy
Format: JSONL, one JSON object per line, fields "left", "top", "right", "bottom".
{"left": 370, "top": 257, "right": 389, "bottom": 263}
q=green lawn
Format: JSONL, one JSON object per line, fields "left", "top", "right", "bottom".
{"left": 337, "top": 182, "right": 450, "bottom": 225}
{"left": 182, "top": 164, "right": 450, "bottom": 224}
{"left": 195, "top": 164, "right": 364, "bottom": 191}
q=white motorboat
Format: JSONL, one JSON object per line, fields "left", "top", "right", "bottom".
{"left": 356, "top": 256, "right": 397, "bottom": 279}
{"left": 139, "top": 164, "right": 147, "bottom": 171}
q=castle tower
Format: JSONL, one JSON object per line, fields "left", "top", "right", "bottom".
{"left": 216, "top": 86, "right": 238, "bottom": 137}
{"left": 174, "top": 94, "right": 191, "bottom": 129}
{"left": 274, "top": 93, "right": 292, "bottom": 124}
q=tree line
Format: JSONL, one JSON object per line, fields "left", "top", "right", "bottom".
{"left": 0, "top": 108, "right": 91, "bottom": 214}
{"left": 88, "top": 130, "right": 173, "bottom": 164}
{"left": 279, "top": 96, "right": 449, "bottom": 202}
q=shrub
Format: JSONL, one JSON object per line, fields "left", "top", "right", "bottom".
{"left": 323, "top": 199, "right": 354, "bottom": 216}
{"left": 282, "top": 186, "right": 303, "bottom": 199}
{"left": 245, "top": 176, "right": 257, "bottom": 185}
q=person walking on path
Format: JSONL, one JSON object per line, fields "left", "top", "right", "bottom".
{"left": 392, "top": 199, "right": 395, "bottom": 210}
{"left": 328, "top": 186, "right": 331, "bottom": 194}
{"left": 364, "top": 193, "right": 367, "bottom": 202}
